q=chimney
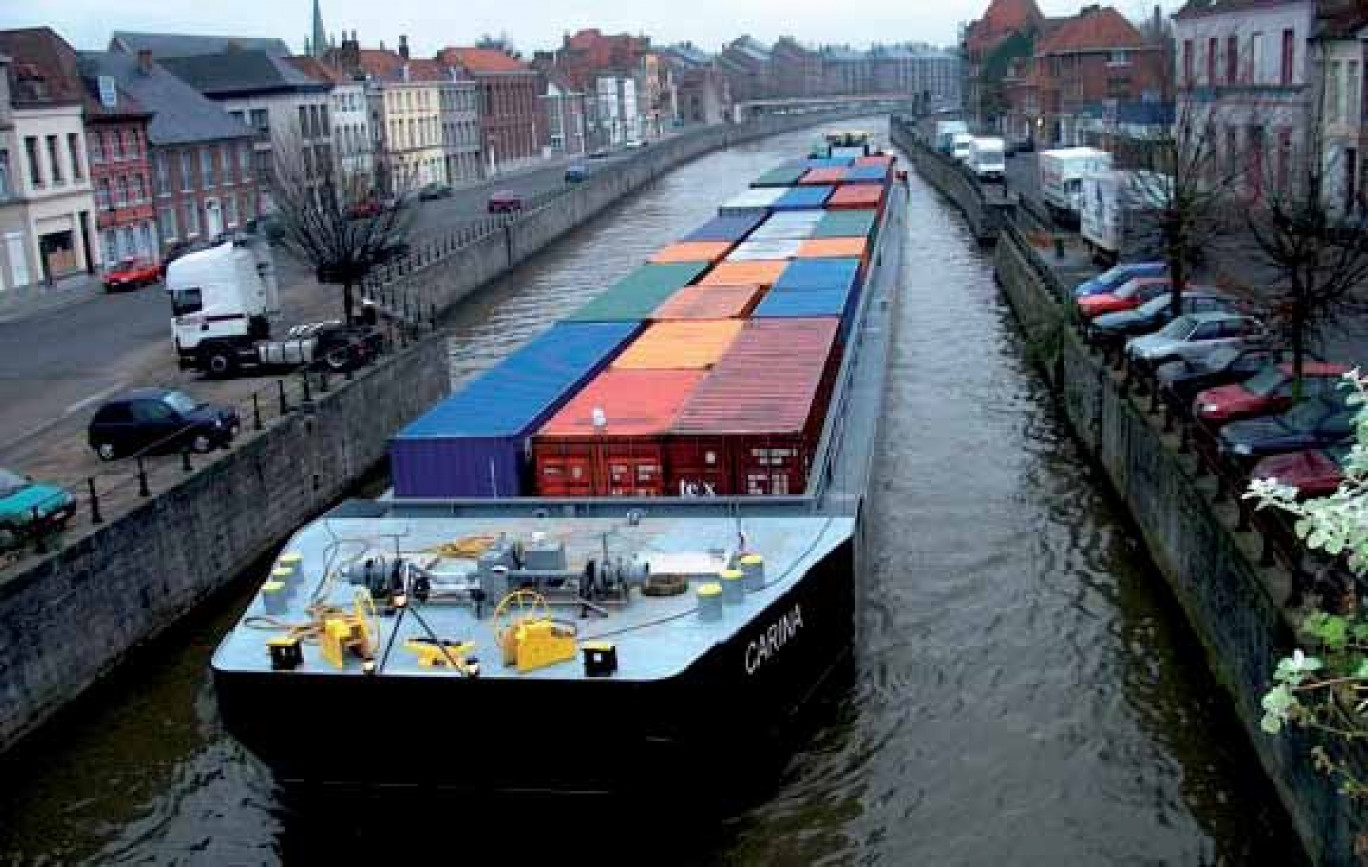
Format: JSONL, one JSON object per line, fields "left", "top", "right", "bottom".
{"left": 137, "top": 49, "right": 153, "bottom": 74}
{"left": 399, "top": 34, "right": 409, "bottom": 61}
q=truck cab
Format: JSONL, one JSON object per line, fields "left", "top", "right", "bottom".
{"left": 951, "top": 133, "right": 975, "bottom": 164}
{"left": 968, "top": 137, "right": 1006, "bottom": 181}
{"left": 167, "top": 238, "right": 279, "bottom": 376}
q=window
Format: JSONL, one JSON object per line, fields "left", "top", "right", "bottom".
{"left": 1351, "top": 62, "right": 1362, "bottom": 125}
{"left": 230, "top": 110, "right": 245, "bottom": 124}
{"left": 1226, "top": 35, "right": 1238, "bottom": 84}
{"left": 0, "top": 149, "right": 9, "bottom": 199}
{"left": 116, "top": 176, "right": 129, "bottom": 206}
{"left": 90, "top": 132, "right": 105, "bottom": 164}
{"left": 221, "top": 144, "right": 233, "bottom": 183}
{"left": 250, "top": 108, "right": 269, "bottom": 133}
{"left": 140, "top": 223, "right": 154, "bottom": 256}
{"left": 239, "top": 143, "right": 252, "bottom": 177}
{"left": 241, "top": 192, "right": 254, "bottom": 221}
{"left": 1281, "top": 28, "right": 1295, "bottom": 85}
{"left": 320, "top": 104, "right": 329, "bottom": 135}
{"left": 299, "top": 105, "right": 309, "bottom": 138}
{"left": 1276, "top": 126, "right": 1291, "bottom": 194}
{"left": 183, "top": 200, "right": 199, "bottom": 236}
{"left": 68, "top": 133, "right": 83, "bottom": 180}
{"left": 1329, "top": 61, "right": 1343, "bottom": 123}
{"left": 46, "top": 135, "right": 63, "bottom": 184}
{"left": 158, "top": 205, "right": 177, "bottom": 241}
{"left": 1207, "top": 37, "right": 1218, "bottom": 85}
{"left": 111, "top": 130, "right": 124, "bottom": 161}
{"left": 155, "top": 151, "right": 170, "bottom": 195}
{"left": 132, "top": 175, "right": 145, "bottom": 203}
{"left": 201, "top": 148, "right": 215, "bottom": 187}
{"left": 102, "top": 230, "right": 118, "bottom": 265}
{"left": 225, "top": 194, "right": 237, "bottom": 228}
{"left": 124, "top": 130, "right": 137, "bottom": 160}
{"left": 181, "top": 150, "right": 194, "bottom": 191}
{"left": 96, "top": 178, "right": 112, "bottom": 210}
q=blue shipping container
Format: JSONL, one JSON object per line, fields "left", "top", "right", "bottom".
{"left": 773, "top": 257, "right": 861, "bottom": 293}
{"left": 390, "top": 321, "right": 640, "bottom": 498}
{"left": 845, "top": 165, "right": 891, "bottom": 184}
{"left": 806, "top": 157, "right": 854, "bottom": 169}
{"left": 772, "top": 186, "right": 834, "bottom": 211}
{"left": 752, "top": 285, "right": 857, "bottom": 336}
{"left": 683, "top": 213, "right": 765, "bottom": 242}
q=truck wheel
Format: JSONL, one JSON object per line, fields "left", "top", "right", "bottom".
{"left": 95, "top": 441, "right": 118, "bottom": 461}
{"left": 191, "top": 433, "right": 214, "bottom": 454}
{"left": 203, "top": 348, "right": 238, "bottom": 379}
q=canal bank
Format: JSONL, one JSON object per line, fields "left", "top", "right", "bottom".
{"left": 0, "top": 109, "right": 890, "bottom": 758}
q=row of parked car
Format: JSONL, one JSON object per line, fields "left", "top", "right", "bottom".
{"left": 1074, "top": 261, "right": 1356, "bottom": 495}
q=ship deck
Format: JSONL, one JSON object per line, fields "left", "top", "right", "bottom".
{"left": 212, "top": 513, "right": 851, "bottom": 681}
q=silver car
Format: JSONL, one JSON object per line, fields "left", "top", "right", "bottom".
{"left": 1125, "top": 310, "right": 1264, "bottom": 369}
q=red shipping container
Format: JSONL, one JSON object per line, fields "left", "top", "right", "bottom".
{"left": 854, "top": 155, "right": 894, "bottom": 167}
{"left": 651, "top": 284, "right": 765, "bottom": 320}
{"left": 828, "top": 185, "right": 885, "bottom": 210}
{"left": 668, "top": 318, "right": 840, "bottom": 496}
{"left": 533, "top": 369, "right": 703, "bottom": 497}
{"left": 800, "top": 167, "right": 847, "bottom": 185}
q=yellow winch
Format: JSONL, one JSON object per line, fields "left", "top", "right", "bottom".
{"left": 493, "top": 590, "right": 578, "bottom": 673}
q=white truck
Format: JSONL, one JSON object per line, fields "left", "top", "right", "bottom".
{"left": 1038, "top": 147, "right": 1113, "bottom": 223}
{"left": 1079, "top": 169, "right": 1171, "bottom": 263}
{"left": 951, "top": 133, "right": 975, "bottom": 164}
{"left": 167, "top": 236, "right": 380, "bottom": 377}
{"left": 934, "top": 119, "right": 968, "bottom": 155}
{"left": 968, "top": 137, "right": 1006, "bottom": 181}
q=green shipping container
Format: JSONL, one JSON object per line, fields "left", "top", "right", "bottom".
{"left": 811, "top": 209, "right": 877, "bottom": 239}
{"left": 565, "top": 262, "right": 712, "bottom": 323}
{"left": 750, "top": 163, "right": 809, "bottom": 188}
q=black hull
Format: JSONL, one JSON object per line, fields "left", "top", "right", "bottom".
{"left": 214, "top": 538, "right": 856, "bottom": 795}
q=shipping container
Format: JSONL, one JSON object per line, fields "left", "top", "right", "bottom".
{"left": 773, "top": 256, "right": 860, "bottom": 292}
{"left": 611, "top": 320, "right": 743, "bottom": 370}
{"left": 854, "top": 155, "right": 894, "bottom": 167}
{"left": 683, "top": 213, "right": 765, "bottom": 242}
{"left": 391, "top": 321, "right": 640, "bottom": 498}
{"left": 725, "top": 239, "right": 803, "bottom": 261}
{"left": 532, "top": 369, "right": 704, "bottom": 497}
{"left": 718, "top": 187, "right": 787, "bottom": 216}
{"left": 811, "top": 209, "right": 877, "bottom": 238}
{"left": 750, "top": 163, "right": 808, "bottom": 188}
{"left": 751, "top": 284, "right": 857, "bottom": 324}
{"left": 650, "top": 284, "right": 765, "bottom": 321}
{"left": 796, "top": 237, "right": 869, "bottom": 259}
{"left": 828, "top": 184, "right": 885, "bottom": 210}
{"left": 806, "top": 157, "right": 853, "bottom": 169}
{"left": 698, "top": 260, "right": 790, "bottom": 288}
{"left": 566, "top": 262, "right": 711, "bottom": 323}
{"left": 844, "top": 164, "right": 891, "bottom": 184}
{"left": 649, "top": 241, "right": 734, "bottom": 264}
{"left": 772, "top": 186, "right": 834, "bottom": 211}
{"left": 831, "top": 145, "right": 868, "bottom": 161}
{"left": 667, "top": 318, "right": 840, "bottom": 496}
{"left": 747, "top": 210, "right": 825, "bottom": 241}
{"left": 800, "top": 167, "right": 847, "bottom": 185}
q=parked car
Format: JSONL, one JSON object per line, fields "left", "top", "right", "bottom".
{"left": 1193, "top": 361, "right": 1351, "bottom": 429}
{"left": 1077, "top": 276, "right": 1172, "bottom": 318}
{"left": 1125, "top": 310, "right": 1263, "bottom": 369}
{"left": 418, "top": 183, "right": 453, "bottom": 201}
{"left": 565, "top": 164, "right": 588, "bottom": 183}
{"left": 588, "top": 148, "right": 610, "bottom": 159}
{"left": 1087, "top": 288, "right": 1233, "bottom": 351}
{"left": 1218, "top": 396, "right": 1356, "bottom": 465}
{"left": 1073, "top": 261, "right": 1166, "bottom": 298}
{"left": 487, "top": 190, "right": 524, "bottom": 213}
{"left": 0, "top": 468, "right": 75, "bottom": 551}
{"left": 1251, "top": 444, "right": 1352, "bottom": 499}
{"left": 1155, "top": 345, "right": 1283, "bottom": 414}
{"left": 87, "top": 388, "right": 240, "bottom": 461}
{"left": 101, "top": 257, "right": 162, "bottom": 292}
{"left": 347, "top": 199, "right": 384, "bottom": 219}
{"left": 624, "top": 138, "right": 646, "bottom": 150}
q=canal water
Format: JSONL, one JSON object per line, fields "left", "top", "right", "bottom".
{"left": 0, "top": 120, "right": 1304, "bottom": 865}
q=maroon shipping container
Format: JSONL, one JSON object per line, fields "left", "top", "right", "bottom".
{"left": 667, "top": 318, "right": 840, "bottom": 496}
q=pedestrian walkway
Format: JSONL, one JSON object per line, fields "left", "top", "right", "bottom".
{"left": 0, "top": 271, "right": 102, "bottom": 326}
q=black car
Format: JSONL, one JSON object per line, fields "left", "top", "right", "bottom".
{"left": 1155, "top": 345, "right": 1282, "bottom": 413}
{"left": 418, "top": 183, "right": 452, "bottom": 201}
{"left": 87, "top": 388, "right": 240, "bottom": 461}
{"left": 1087, "top": 289, "right": 1235, "bottom": 351}
{"left": 1218, "top": 396, "right": 1357, "bottom": 468}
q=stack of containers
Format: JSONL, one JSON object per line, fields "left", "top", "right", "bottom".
{"left": 748, "top": 211, "right": 825, "bottom": 241}
{"left": 800, "top": 167, "right": 847, "bottom": 186}
{"left": 532, "top": 321, "right": 741, "bottom": 496}
{"left": 719, "top": 187, "right": 787, "bottom": 217}
{"left": 666, "top": 318, "right": 841, "bottom": 496}
{"left": 749, "top": 163, "right": 808, "bottom": 188}
{"left": 566, "top": 262, "right": 711, "bottom": 323}
{"left": 772, "top": 185, "right": 834, "bottom": 211}
{"left": 752, "top": 257, "right": 863, "bottom": 340}
{"left": 683, "top": 213, "right": 765, "bottom": 242}
{"left": 699, "top": 260, "right": 790, "bottom": 290}
{"left": 651, "top": 284, "right": 765, "bottom": 321}
{"left": 649, "top": 241, "right": 734, "bottom": 264}
{"left": 725, "top": 238, "right": 804, "bottom": 262}
{"left": 390, "top": 322, "right": 640, "bottom": 498}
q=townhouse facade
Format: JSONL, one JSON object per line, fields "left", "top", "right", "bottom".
{"left": 437, "top": 76, "right": 482, "bottom": 184}
{"left": 1312, "top": 7, "right": 1368, "bottom": 216}
{"left": 80, "top": 67, "right": 157, "bottom": 267}
{"left": 439, "top": 47, "right": 543, "bottom": 172}
{"left": 83, "top": 49, "right": 258, "bottom": 252}
{"left": 287, "top": 55, "right": 375, "bottom": 185}
{"left": 542, "top": 74, "right": 588, "bottom": 156}
{"left": 0, "top": 28, "right": 99, "bottom": 295}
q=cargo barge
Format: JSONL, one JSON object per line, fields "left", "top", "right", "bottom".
{"left": 212, "top": 131, "right": 907, "bottom": 794}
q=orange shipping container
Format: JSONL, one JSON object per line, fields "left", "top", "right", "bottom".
{"left": 649, "top": 241, "right": 734, "bottom": 264}
{"left": 828, "top": 185, "right": 885, "bottom": 209}
{"left": 797, "top": 238, "right": 868, "bottom": 259}
{"left": 698, "top": 260, "right": 790, "bottom": 288}
{"left": 533, "top": 368, "right": 704, "bottom": 497}
{"left": 651, "top": 284, "right": 765, "bottom": 320}
{"left": 612, "top": 320, "right": 743, "bottom": 370}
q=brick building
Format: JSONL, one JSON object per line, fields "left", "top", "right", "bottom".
{"left": 962, "top": 0, "right": 1046, "bottom": 127}
{"left": 82, "top": 49, "right": 258, "bottom": 253}
{"left": 354, "top": 43, "right": 449, "bottom": 191}
{"left": 78, "top": 61, "right": 157, "bottom": 268}
{"left": 438, "top": 47, "right": 543, "bottom": 172}
{"left": 718, "top": 37, "right": 772, "bottom": 102}
{"left": 771, "top": 38, "right": 825, "bottom": 98}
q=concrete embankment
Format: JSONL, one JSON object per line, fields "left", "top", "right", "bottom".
{"left": 0, "top": 110, "right": 895, "bottom": 755}
{"left": 374, "top": 110, "right": 886, "bottom": 316}
{"left": 888, "top": 119, "right": 1010, "bottom": 244}
{"left": 992, "top": 224, "right": 1366, "bottom": 865}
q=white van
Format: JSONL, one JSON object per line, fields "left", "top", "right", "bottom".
{"left": 968, "top": 137, "right": 1006, "bottom": 181}
{"left": 951, "top": 133, "right": 974, "bottom": 164}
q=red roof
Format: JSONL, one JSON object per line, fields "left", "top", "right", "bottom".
{"left": 437, "top": 46, "right": 529, "bottom": 74}
{"left": 0, "top": 27, "right": 86, "bottom": 106}
{"left": 1038, "top": 6, "right": 1146, "bottom": 54}
{"left": 966, "top": 0, "right": 1044, "bottom": 52}
{"left": 285, "top": 55, "right": 345, "bottom": 84}
{"left": 357, "top": 48, "right": 403, "bottom": 78}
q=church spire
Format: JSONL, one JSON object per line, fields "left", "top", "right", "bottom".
{"left": 310, "top": 0, "right": 327, "bottom": 58}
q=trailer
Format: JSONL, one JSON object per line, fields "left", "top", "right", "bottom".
{"left": 1079, "top": 169, "right": 1170, "bottom": 264}
{"left": 934, "top": 120, "right": 969, "bottom": 155}
{"left": 166, "top": 236, "right": 380, "bottom": 377}
{"left": 1038, "top": 147, "right": 1113, "bottom": 224}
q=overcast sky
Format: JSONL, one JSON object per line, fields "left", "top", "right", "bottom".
{"left": 3, "top": 0, "right": 1176, "bottom": 55}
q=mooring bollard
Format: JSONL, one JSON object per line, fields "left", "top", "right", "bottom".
{"left": 88, "top": 477, "right": 103, "bottom": 525}
{"left": 301, "top": 369, "right": 312, "bottom": 403}
{"left": 278, "top": 379, "right": 289, "bottom": 415}
{"left": 137, "top": 457, "right": 150, "bottom": 497}
{"left": 253, "top": 392, "right": 264, "bottom": 431}
{"left": 182, "top": 449, "right": 193, "bottom": 473}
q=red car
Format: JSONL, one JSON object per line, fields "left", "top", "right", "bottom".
{"left": 347, "top": 199, "right": 384, "bottom": 219}
{"left": 102, "top": 258, "right": 162, "bottom": 292}
{"left": 487, "top": 190, "right": 524, "bottom": 213}
{"left": 1251, "top": 445, "right": 1350, "bottom": 499}
{"left": 1194, "top": 361, "right": 1350, "bottom": 429}
{"left": 1077, "top": 277, "right": 1172, "bottom": 319}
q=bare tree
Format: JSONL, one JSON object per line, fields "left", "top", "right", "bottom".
{"left": 1244, "top": 49, "right": 1368, "bottom": 396}
{"left": 269, "top": 135, "right": 415, "bottom": 324}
